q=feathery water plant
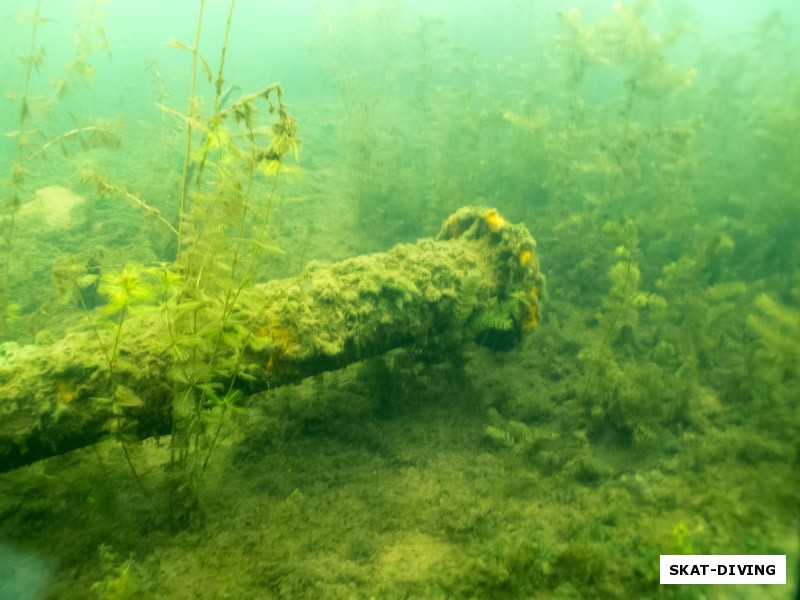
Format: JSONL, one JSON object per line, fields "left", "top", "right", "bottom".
{"left": 2, "top": 0, "right": 116, "bottom": 340}
{"left": 128, "top": 0, "right": 302, "bottom": 517}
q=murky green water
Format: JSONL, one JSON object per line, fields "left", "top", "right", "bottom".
{"left": 0, "top": 1, "right": 798, "bottom": 598}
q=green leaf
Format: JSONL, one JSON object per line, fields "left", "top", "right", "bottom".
{"left": 114, "top": 384, "right": 144, "bottom": 408}
{"left": 199, "top": 54, "right": 213, "bottom": 83}
{"left": 77, "top": 274, "right": 99, "bottom": 288}
{"left": 166, "top": 39, "right": 191, "bottom": 51}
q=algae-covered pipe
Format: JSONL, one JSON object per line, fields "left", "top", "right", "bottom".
{"left": 0, "top": 207, "right": 542, "bottom": 472}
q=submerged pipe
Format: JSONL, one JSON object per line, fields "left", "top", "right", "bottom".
{"left": 0, "top": 207, "right": 542, "bottom": 472}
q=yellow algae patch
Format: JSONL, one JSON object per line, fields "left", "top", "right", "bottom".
{"left": 483, "top": 208, "right": 507, "bottom": 233}
{"left": 519, "top": 249, "right": 532, "bottom": 267}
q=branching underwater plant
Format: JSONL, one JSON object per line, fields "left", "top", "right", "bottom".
{"left": 64, "top": 0, "right": 302, "bottom": 521}
{"left": 2, "top": 0, "right": 116, "bottom": 340}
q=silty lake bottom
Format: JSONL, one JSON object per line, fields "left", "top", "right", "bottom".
{"left": 0, "top": 0, "right": 798, "bottom": 598}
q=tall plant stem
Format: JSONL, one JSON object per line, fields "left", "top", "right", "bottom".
{"left": 189, "top": 0, "right": 237, "bottom": 202}
{"left": 581, "top": 233, "right": 638, "bottom": 401}
{"left": 118, "top": 427, "right": 152, "bottom": 502}
{"left": 2, "top": 0, "right": 44, "bottom": 339}
{"left": 107, "top": 304, "right": 150, "bottom": 499}
{"left": 214, "top": 0, "right": 236, "bottom": 112}
{"left": 201, "top": 169, "right": 283, "bottom": 471}
{"left": 176, "top": 0, "right": 206, "bottom": 266}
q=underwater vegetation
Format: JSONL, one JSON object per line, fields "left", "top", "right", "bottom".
{"left": 1, "top": 0, "right": 118, "bottom": 338}
{"left": 0, "top": 0, "right": 798, "bottom": 598}
{"left": 2, "top": 0, "right": 303, "bottom": 522}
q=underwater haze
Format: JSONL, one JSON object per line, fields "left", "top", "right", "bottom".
{"left": 1, "top": 0, "right": 799, "bottom": 598}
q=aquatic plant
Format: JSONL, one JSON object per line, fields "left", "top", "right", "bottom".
{"left": 60, "top": 0, "right": 301, "bottom": 518}
{"left": 670, "top": 521, "right": 696, "bottom": 555}
{"left": 579, "top": 220, "right": 640, "bottom": 395}
{"left": 58, "top": 259, "right": 157, "bottom": 496}
{"left": 12, "top": 0, "right": 302, "bottom": 519}
{"left": 1, "top": 0, "right": 117, "bottom": 339}
{"left": 746, "top": 293, "right": 800, "bottom": 440}
{"left": 90, "top": 544, "right": 140, "bottom": 600}
{"left": 747, "top": 293, "right": 800, "bottom": 382}
{"left": 2, "top": 1, "right": 798, "bottom": 596}
{"left": 314, "top": 4, "right": 491, "bottom": 240}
